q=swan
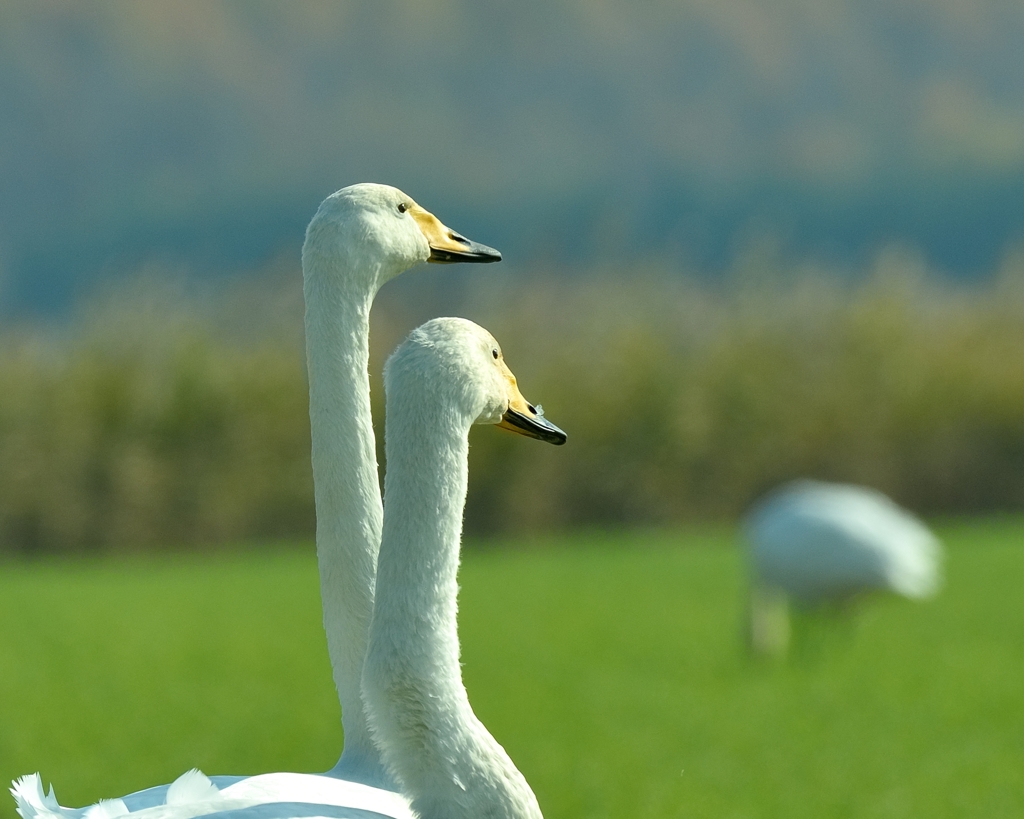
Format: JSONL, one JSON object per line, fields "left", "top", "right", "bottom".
{"left": 362, "top": 317, "right": 565, "bottom": 819}
{"left": 12, "top": 184, "right": 502, "bottom": 819}
{"left": 744, "top": 479, "right": 942, "bottom": 655}
{"left": 302, "top": 183, "right": 500, "bottom": 786}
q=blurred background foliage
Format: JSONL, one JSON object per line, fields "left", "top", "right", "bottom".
{"left": 5, "top": 245, "right": 1024, "bottom": 556}
{"left": 3, "top": 1, "right": 1024, "bottom": 554}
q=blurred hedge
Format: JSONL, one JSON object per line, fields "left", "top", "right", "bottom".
{"left": 0, "top": 274, "right": 314, "bottom": 555}
{"left": 5, "top": 249, "right": 1024, "bottom": 555}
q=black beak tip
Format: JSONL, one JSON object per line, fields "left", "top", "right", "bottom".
{"left": 533, "top": 417, "right": 568, "bottom": 446}
{"left": 473, "top": 244, "right": 502, "bottom": 263}
{"left": 501, "top": 407, "right": 567, "bottom": 445}
{"left": 428, "top": 241, "right": 502, "bottom": 264}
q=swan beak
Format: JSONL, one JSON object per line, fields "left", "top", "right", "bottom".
{"left": 408, "top": 204, "right": 502, "bottom": 264}
{"left": 498, "top": 394, "right": 567, "bottom": 446}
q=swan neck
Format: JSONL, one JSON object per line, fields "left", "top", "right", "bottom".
{"left": 304, "top": 258, "right": 390, "bottom": 786}
{"left": 376, "top": 409, "right": 469, "bottom": 645}
{"left": 366, "top": 399, "right": 543, "bottom": 818}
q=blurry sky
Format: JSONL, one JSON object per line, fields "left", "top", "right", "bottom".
{"left": 2, "top": 0, "right": 1024, "bottom": 314}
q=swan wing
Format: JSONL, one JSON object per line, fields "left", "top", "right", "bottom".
{"left": 222, "top": 774, "right": 412, "bottom": 818}
{"left": 13, "top": 773, "right": 413, "bottom": 819}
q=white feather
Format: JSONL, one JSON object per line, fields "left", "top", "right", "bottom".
{"left": 82, "top": 799, "right": 129, "bottom": 819}
{"left": 164, "top": 771, "right": 220, "bottom": 807}
{"left": 11, "top": 775, "right": 68, "bottom": 819}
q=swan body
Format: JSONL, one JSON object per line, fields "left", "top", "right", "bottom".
{"left": 12, "top": 185, "right": 501, "bottom": 819}
{"left": 744, "top": 479, "right": 942, "bottom": 654}
{"left": 363, "top": 318, "right": 565, "bottom": 819}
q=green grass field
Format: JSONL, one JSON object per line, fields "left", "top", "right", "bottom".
{"left": 1, "top": 522, "right": 1021, "bottom": 818}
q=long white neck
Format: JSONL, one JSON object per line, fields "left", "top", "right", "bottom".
{"left": 303, "top": 254, "right": 392, "bottom": 787}
{"left": 364, "top": 402, "right": 543, "bottom": 819}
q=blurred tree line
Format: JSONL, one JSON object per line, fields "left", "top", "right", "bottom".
{"left": 4, "top": 248, "right": 1024, "bottom": 556}
{"left": 6, "top": 1, "right": 1024, "bottom": 313}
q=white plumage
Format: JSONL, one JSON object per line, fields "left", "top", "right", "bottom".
{"left": 302, "top": 183, "right": 500, "bottom": 785}
{"left": 745, "top": 479, "right": 942, "bottom": 654}
{"left": 363, "top": 318, "right": 565, "bottom": 819}
{"left": 12, "top": 770, "right": 412, "bottom": 819}
{"left": 12, "top": 184, "right": 501, "bottom": 819}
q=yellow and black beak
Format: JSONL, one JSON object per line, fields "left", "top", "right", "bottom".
{"left": 497, "top": 393, "right": 567, "bottom": 446}
{"left": 408, "top": 203, "right": 502, "bottom": 264}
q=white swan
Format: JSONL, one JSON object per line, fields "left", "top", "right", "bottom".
{"left": 303, "top": 183, "right": 500, "bottom": 786}
{"left": 362, "top": 317, "right": 565, "bottom": 819}
{"left": 744, "top": 479, "right": 942, "bottom": 655}
{"left": 12, "top": 184, "right": 502, "bottom": 819}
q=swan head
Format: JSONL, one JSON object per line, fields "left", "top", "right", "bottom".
{"left": 303, "top": 183, "right": 501, "bottom": 291}
{"left": 385, "top": 317, "right": 567, "bottom": 446}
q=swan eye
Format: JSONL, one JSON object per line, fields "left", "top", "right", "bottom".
{"left": 397, "top": 202, "right": 407, "bottom": 214}
{"left": 492, "top": 348, "right": 499, "bottom": 360}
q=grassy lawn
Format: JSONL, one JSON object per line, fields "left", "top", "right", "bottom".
{"left": 1, "top": 522, "right": 1021, "bottom": 818}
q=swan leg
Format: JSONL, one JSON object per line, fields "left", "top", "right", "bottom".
{"left": 746, "top": 584, "right": 791, "bottom": 658}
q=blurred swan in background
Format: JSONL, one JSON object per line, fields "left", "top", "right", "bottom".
{"left": 363, "top": 317, "right": 565, "bottom": 819}
{"left": 12, "top": 184, "right": 502, "bottom": 819}
{"left": 744, "top": 479, "right": 942, "bottom": 656}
